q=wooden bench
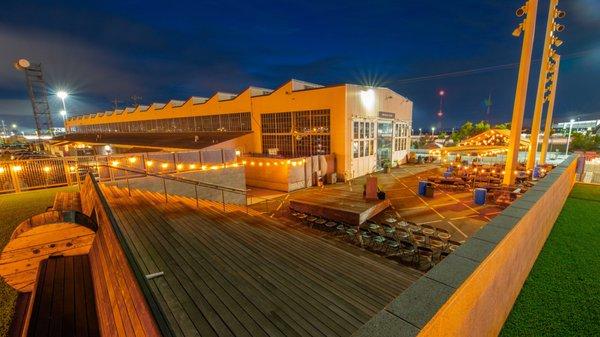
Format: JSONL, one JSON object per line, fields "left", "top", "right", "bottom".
{"left": 26, "top": 255, "right": 100, "bottom": 337}
{"left": 51, "top": 192, "right": 82, "bottom": 212}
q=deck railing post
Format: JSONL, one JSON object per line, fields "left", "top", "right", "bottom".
{"left": 195, "top": 185, "right": 199, "bottom": 208}
{"left": 221, "top": 190, "right": 226, "bottom": 212}
{"left": 245, "top": 195, "right": 249, "bottom": 214}
{"left": 163, "top": 178, "right": 168, "bottom": 203}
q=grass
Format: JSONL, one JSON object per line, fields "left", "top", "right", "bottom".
{"left": 0, "top": 186, "right": 77, "bottom": 337}
{"left": 501, "top": 183, "right": 600, "bottom": 337}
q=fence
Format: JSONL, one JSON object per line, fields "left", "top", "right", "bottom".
{"left": 581, "top": 158, "right": 600, "bottom": 184}
{"left": 0, "top": 148, "right": 236, "bottom": 194}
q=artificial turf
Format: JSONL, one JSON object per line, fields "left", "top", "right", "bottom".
{"left": 500, "top": 183, "right": 600, "bottom": 337}
{"left": 0, "top": 186, "right": 77, "bottom": 337}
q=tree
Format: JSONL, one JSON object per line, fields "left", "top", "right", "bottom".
{"left": 451, "top": 120, "right": 492, "bottom": 143}
{"left": 570, "top": 132, "right": 600, "bottom": 151}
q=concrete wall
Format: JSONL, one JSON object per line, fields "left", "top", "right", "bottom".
{"left": 354, "top": 155, "right": 578, "bottom": 337}
{"left": 108, "top": 167, "right": 247, "bottom": 205}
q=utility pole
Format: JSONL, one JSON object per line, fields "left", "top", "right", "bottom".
{"left": 503, "top": 0, "right": 538, "bottom": 186}
{"left": 526, "top": 0, "right": 565, "bottom": 171}
{"left": 539, "top": 55, "right": 561, "bottom": 165}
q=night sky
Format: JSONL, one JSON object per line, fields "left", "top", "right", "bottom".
{"left": 0, "top": 0, "right": 598, "bottom": 132}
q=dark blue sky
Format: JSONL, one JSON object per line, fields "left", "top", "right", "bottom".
{"left": 1, "top": 0, "right": 598, "bottom": 131}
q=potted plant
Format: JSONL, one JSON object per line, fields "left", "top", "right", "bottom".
{"left": 381, "top": 159, "right": 392, "bottom": 173}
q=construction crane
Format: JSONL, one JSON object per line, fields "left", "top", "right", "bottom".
{"left": 14, "top": 59, "right": 54, "bottom": 136}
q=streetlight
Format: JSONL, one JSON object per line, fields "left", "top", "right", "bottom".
{"left": 57, "top": 91, "right": 68, "bottom": 129}
{"left": 11, "top": 124, "right": 17, "bottom": 129}
{"left": 431, "top": 127, "right": 436, "bottom": 135}
{"left": 418, "top": 128, "right": 422, "bottom": 136}
{"left": 565, "top": 119, "right": 574, "bottom": 155}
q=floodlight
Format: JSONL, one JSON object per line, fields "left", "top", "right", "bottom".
{"left": 512, "top": 24, "right": 523, "bottom": 37}
{"left": 554, "top": 10, "right": 565, "bottom": 19}
{"left": 515, "top": 6, "right": 527, "bottom": 17}
{"left": 57, "top": 91, "right": 68, "bottom": 99}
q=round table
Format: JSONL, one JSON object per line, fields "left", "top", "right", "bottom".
{"left": 422, "top": 228, "right": 435, "bottom": 236}
{"left": 437, "top": 232, "right": 451, "bottom": 240}
{"left": 369, "top": 223, "right": 381, "bottom": 231}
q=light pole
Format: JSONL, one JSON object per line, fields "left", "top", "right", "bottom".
{"left": 57, "top": 91, "right": 68, "bottom": 131}
{"left": 503, "top": 0, "right": 538, "bottom": 185}
{"left": 431, "top": 127, "right": 435, "bottom": 136}
{"left": 526, "top": 0, "right": 565, "bottom": 171}
{"left": 419, "top": 128, "right": 422, "bottom": 136}
{"left": 565, "top": 119, "right": 574, "bottom": 155}
{"left": 437, "top": 90, "right": 445, "bottom": 130}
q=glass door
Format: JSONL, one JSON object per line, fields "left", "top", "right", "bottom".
{"left": 377, "top": 121, "right": 393, "bottom": 169}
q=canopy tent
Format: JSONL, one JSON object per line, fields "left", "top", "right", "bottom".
{"left": 430, "top": 129, "right": 530, "bottom": 157}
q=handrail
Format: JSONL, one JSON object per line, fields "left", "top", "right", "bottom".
{"left": 99, "top": 164, "right": 248, "bottom": 194}
{"left": 91, "top": 163, "right": 273, "bottom": 213}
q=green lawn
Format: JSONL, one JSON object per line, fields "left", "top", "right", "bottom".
{"left": 501, "top": 183, "right": 600, "bottom": 337}
{"left": 0, "top": 186, "right": 77, "bottom": 337}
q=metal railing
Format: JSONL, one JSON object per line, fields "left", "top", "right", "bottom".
{"left": 0, "top": 148, "right": 236, "bottom": 194}
{"left": 97, "top": 164, "right": 272, "bottom": 214}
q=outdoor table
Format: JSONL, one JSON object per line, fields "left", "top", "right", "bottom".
{"left": 409, "top": 224, "right": 421, "bottom": 232}
{"left": 369, "top": 223, "right": 380, "bottom": 231}
{"left": 396, "top": 231, "right": 409, "bottom": 239}
{"left": 325, "top": 221, "right": 337, "bottom": 229}
{"left": 384, "top": 227, "right": 396, "bottom": 235}
{"left": 397, "top": 221, "right": 409, "bottom": 229}
{"left": 385, "top": 217, "right": 398, "bottom": 224}
{"left": 430, "top": 240, "right": 444, "bottom": 249}
{"left": 422, "top": 228, "right": 435, "bottom": 236}
{"left": 437, "top": 232, "right": 451, "bottom": 240}
{"left": 315, "top": 218, "right": 327, "bottom": 226}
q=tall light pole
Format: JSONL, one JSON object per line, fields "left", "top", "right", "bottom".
{"left": 503, "top": 0, "right": 538, "bottom": 186}
{"left": 431, "top": 127, "right": 435, "bottom": 136}
{"left": 565, "top": 119, "right": 574, "bottom": 155}
{"left": 419, "top": 128, "right": 422, "bottom": 136}
{"left": 57, "top": 91, "right": 68, "bottom": 131}
{"left": 526, "top": 0, "right": 565, "bottom": 171}
{"left": 540, "top": 55, "right": 561, "bottom": 165}
{"left": 437, "top": 90, "right": 445, "bottom": 130}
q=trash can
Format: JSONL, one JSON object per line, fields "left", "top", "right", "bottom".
{"left": 425, "top": 183, "right": 434, "bottom": 198}
{"left": 474, "top": 188, "right": 487, "bottom": 205}
{"left": 418, "top": 181, "right": 428, "bottom": 196}
{"left": 532, "top": 165, "right": 540, "bottom": 180}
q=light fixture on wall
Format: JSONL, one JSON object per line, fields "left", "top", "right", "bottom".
{"left": 360, "top": 89, "right": 375, "bottom": 109}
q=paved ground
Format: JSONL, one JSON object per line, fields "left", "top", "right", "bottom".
{"left": 257, "top": 164, "right": 503, "bottom": 242}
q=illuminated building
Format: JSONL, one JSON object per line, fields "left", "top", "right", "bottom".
{"left": 65, "top": 79, "right": 412, "bottom": 179}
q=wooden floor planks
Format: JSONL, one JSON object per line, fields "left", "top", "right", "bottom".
{"left": 102, "top": 185, "right": 422, "bottom": 337}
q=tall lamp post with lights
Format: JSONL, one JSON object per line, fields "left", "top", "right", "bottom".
{"left": 57, "top": 91, "right": 68, "bottom": 131}
{"left": 437, "top": 90, "right": 445, "bottom": 130}
{"left": 526, "top": 0, "right": 565, "bottom": 171}
{"left": 565, "top": 119, "right": 574, "bottom": 155}
{"left": 503, "top": 0, "right": 538, "bottom": 186}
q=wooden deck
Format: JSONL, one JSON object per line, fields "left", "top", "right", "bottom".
{"left": 102, "top": 185, "right": 422, "bottom": 337}
{"left": 289, "top": 188, "right": 391, "bottom": 225}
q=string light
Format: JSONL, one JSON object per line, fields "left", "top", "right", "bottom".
{"left": 128, "top": 157, "right": 137, "bottom": 164}
{"left": 189, "top": 164, "right": 196, "bottom": 170}
{"left": 0, "top": 167, "right": 5, "bottom": 174}
{"left": 176, "top": 164, "right": 184, "bottom": 170}
{"left": 201, "top": 165, "right": 208, "bottom": 170}
{"left": 69, "top": 166, "right": 77, "bottom": 172}
{"left": 161, "top": 163, "right": 169, "bottom": 169}
{"left": 111, "top": 161, "right": 120, "bottom": 167}
{"left": 146, "top": 160, "right": 154, "bottom": 167}
{"left": 43, "top": 166, "right": 51, "bottom": 173}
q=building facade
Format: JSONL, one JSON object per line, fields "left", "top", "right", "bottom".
{"left": 65, "top": 79, "right": 413, "bottom": 179}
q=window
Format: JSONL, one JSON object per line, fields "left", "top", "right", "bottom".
{"left": 393, "top": 122, "right": 411, "bottom": 151}
{"left": 352, "top": 119, "right": 376, "bottom": 158}
{"left": 261, "top": 109, "right": 331, "bottom": 156}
